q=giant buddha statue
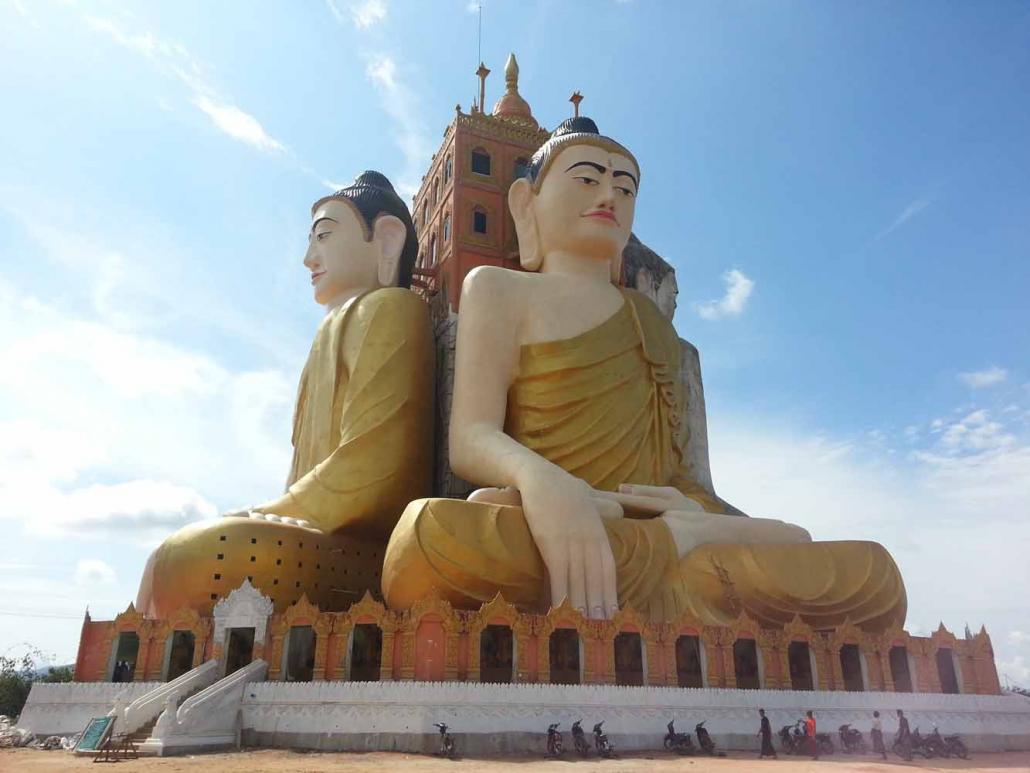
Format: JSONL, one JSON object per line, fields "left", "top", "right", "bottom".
{"left": 137, "top": 172, "right": 434, "bottom": 617}
{"left": 382, "top": 119, "right": 906, "bottom": 631}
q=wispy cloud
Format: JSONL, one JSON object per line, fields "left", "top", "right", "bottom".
{"left": 348, "top": 0, "right": 387, "bottom": 28}
{"left": 694, "top": 268, "right": 755, "bottom": 320}
{"left": 363, "top": 54, "right": 434, "bottom": 199}
{"left": 875, "top": 196, "right": 932, "bottom": 240}
{"left": 466, "top": 1, "right": 481, "bottom": 12}
{"left": 958, "top": 366, "right": 1008, "bottom": 389}
{"left": 192, "top": 95, "right": 284, "bottom": 153}
{"left": 74, "top": 559, "right": 117, "bottom": 586}
{"left": 85, "top": 16, "right": 286, "bottom": 155}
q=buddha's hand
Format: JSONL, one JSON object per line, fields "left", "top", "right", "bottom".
{"left": 612, "top": 483, "right": 706, "bottom": 515}
{"left": 516, "top": 464, "right": 619, "bottom": 620}
{"left": 661, "top": 508, "right": 812, "bottom": 559}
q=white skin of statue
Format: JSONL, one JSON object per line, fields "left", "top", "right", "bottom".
{"left": 451, "top": 143, "right": 810, "bottom": 620}
{"left": 227, "top": 199, "right": 407, "bottom": 524}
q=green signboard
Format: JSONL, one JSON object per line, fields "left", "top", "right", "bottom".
{"left": 76, "top": 716, "right": 114, "bottom": 752}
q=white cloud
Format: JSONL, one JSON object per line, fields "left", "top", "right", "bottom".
{"left": 466, "top": 1, "right": 481, "bottom": 12}
{"left": 363, "top": 54, "right": 434, "bottom": 199}
{"left": 349, "top": 0, "right": 387, "bottom": 28}
{"left": 1009, "top": 631, "right": 1030, "bottom": 646}
{"left": 86, "top": 16, "right": 286, "bottom": 156}
{"left": 958, "top": 366, "right": 1008, "bottom": 389}
{"left": 694, "top": 268, "right": 755, "bottom": 320}
{"left": 192, "top": 95, "right": 285, "bottom": 153}
{"left": 998, "top": 655, "right": 1030, "bottom": 688}
{"left": 876, "top": 196, "right": 932, "bottom": 240}
{"left": 74, "top": 559, "right": 117, "bottom": 585}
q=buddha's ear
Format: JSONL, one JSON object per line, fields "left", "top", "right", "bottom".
{"left": 372, "top": 214, "right": 407, "bottom": 287}
{"left": 509, "top": 178, "right": 541, "bottom": 271}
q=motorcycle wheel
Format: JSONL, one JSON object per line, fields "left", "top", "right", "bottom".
{"left": 856, "top": 738, "right": 867, "bottom": 754}
{"left": 664, "top": 738, "right": 673, "bottom": 751}
{"left": 952, "top": 742, "right": 968, "bottom": 760}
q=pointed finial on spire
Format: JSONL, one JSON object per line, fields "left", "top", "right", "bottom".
{"left": 569, "top": 91, "right": 583, "bottom": 118}
{"left": 475, "top": 62, "right": 490, "bottom": 115}
{"left": 504, "top": 52, "right": 519, "bottom": 90}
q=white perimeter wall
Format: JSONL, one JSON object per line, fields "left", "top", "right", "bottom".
{"left": 18, "top": 681, "right": 162, "bottom": 737}
{"left": 242, "top": 681, "right": 1030, "bottom": 754}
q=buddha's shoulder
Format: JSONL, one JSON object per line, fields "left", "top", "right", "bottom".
{"left": 463, "top": 265, "right": 537, "bottom": 294}
{"left": 351, "top": 287, "right": 430, "bottom": 326}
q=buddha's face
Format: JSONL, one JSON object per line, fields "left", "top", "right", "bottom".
{"left": 304, "top": 199, "right": 379, "bottom": 307}
{"left": 532, "top": 143, "right": 638, "bottom": 265}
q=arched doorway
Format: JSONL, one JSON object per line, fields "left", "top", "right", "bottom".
{"left": 936, "top": 648, "right": 960, "bottom": 694}
{"left": 349, "top": 623, "right": 382, "bottom": 681}
{"left": 479, "top": 624, "right": 514, "bottom": 683}
{"left": 675, "top": 635, "right": 704, "bottom": 688}
{"left": 733, "top": 638, "right": 760, "bottom": 689}
{"left": 549, "top": 628, "right": 580, "bottom": 685}
{"left": 788, "top": 641, "right": 815, "bottom": 690}
{"left": 839, "top": 644, "right": 865, "bottom": 691}
{"left": 614, "top": 632, "right": 644, "bottom": 686}
{"left": 889, "top": 646, "right": 913, "bottom": 692}
{"left": 165, "top": 630, "right": 195, "bottom": 681}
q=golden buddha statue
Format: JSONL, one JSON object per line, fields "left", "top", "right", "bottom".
{"left": 382, "top": 119, "right": 906, "bottom": 632}
{"left": 137, "top": 172, "right": 434, "bottom": 617}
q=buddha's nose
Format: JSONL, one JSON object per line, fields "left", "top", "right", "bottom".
{"left": 303, "top": 245, "right": 318, "bottom": 269}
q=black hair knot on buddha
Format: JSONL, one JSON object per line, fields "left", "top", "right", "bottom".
{"left": 551, "top": 116, "right": 600, "bottom": 138}
{"left": 314, "top": 169, "right": 418, "bottom": 289}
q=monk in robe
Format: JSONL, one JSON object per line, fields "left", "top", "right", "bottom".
{"left": 137, "top": 172, "right": 433, "bottom": 617}
{"left": 382, "top": 119, "right": 906, "bottom": 631}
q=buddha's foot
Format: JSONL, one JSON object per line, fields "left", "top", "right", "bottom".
{"left": 382, "top": 498, "right": 907, "bottom": 632}
{"left": 136, "top": 515, "right": 388, "bottom": 617}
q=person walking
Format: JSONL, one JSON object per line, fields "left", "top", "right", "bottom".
{"left": 895, "top": 709, "right": 912, "bottom": 761}
{"left": 871, "top": 710, "right": 887, "bottom": 759}
{"left": 805, "top": 710, "right": 820, "bottom": 760}
{"left": 757, "top": 709, "right": 777, "bottom": 759}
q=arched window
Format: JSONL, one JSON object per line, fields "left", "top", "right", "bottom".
{"left": 936, "top": 648, "right": 960, "bottom": 694}
{"left": 444, "top": 154, "right": 453, "bottom": 183}
{"left": 430, "top": 234, "right": 437, "bottom": 265}
{"left": 349, "top": 623, "right": 382, "bottom": 681}
{"left": 432, "top": 178, "right": 440, "bottom": 206}
{"left": 471, "top": 147, "right": 491, "bottom": 176}
{"left": 889, "top": 646, "right": 913, "bottom": 692}
{"left": 614, "top": 632, "right": 644, "bottom": 686}
{"left": 422, "top": 203, "right": 428, "bottom": 227}
{"left": 839, "top": 644, "right": 865, "bottom": 691}
{"left": 513, "top": 156, "right": 530, "bottom": 180}
{"left": 479, "top": 624, "right": 514, "bottom": 684}
{"left": 675, "top": 634, "right": 703, "bottom": 688}
{"left": 549, "top": 628, "right": 580, "bottom": 685}
{"left": 284, "top": 625, "right": 315, "bottom": 682}
{"left": 472, "top": 207, "right": 488, "bottom": 235}
{"left": 733, "top": 638, "right": 760, "bottom": 689}
{"left": 443, "top": 212, "right": 451, "bottom": 242}
{"left": 788, "top": 641, "right": 815, "bottom": 691}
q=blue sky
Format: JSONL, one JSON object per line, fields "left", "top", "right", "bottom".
{"left": 1, "top": 0, "right": 1028, "bottom": 684}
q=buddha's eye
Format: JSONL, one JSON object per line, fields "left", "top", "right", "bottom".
{"left": 316, "top": 231, "right": 331, "bottom": 241}
{"left": 616, "top": 186, "right": 636, "bottom": 198}
{"left": 574, "top": 176, "right": 599, "bottom": 186}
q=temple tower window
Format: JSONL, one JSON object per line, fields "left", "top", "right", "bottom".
{"left": 444, "top": 154, "right": 453, "bottom": 183}
{"left": 472, "top": 207, "right": 488, "bottom": 235}
{"left": 471, "top": 148, "right": 491, "bottom": 176}
{"left": 443, "top": 212, "right": 451, "bottom": 242}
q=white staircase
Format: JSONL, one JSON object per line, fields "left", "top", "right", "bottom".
{"left": 138, "top": 659, "right": 268, "bottom": 756}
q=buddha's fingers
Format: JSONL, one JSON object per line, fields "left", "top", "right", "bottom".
{"left": 568, "top": 542, "right": 588, "bottom": 616}
{"left": 585, "top": 542, "right": 606, "bottom": 619}
{"left": 599, "top": 541, "right": 618, "bottom": 619}
{"left": 540, "top": 544, "right": 569, "bottom": 612}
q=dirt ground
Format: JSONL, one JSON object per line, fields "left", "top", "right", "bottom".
{"left": 2, "top": 748, "right": 1029, "bottom": 773}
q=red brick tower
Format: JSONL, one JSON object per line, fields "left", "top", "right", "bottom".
{"left": 411, "top": 53, "right": 549, "bottom": 311}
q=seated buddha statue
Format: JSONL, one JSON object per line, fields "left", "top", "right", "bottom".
{"left": 136, "top": 171, "right": 434, "bottom": 617}
{"left": 382, "top": 119, "right": 906, "bottom": 632}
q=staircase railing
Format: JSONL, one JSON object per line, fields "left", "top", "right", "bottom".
{"left": 109, "top": 659, "right": 219, "bottom": 735}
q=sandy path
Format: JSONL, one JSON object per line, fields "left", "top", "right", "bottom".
{"left": 3, "top": 748, "right": 1029, "bottom": 772}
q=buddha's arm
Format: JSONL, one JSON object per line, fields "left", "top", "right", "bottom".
{"left": 450, "top": 267, "right": 619, "bottom": 617}
{"left": 255, "top": 289, "right": 433, "bottom": 536}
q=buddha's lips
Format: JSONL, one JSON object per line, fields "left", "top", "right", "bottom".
{"left": 583, "top": 210, "right": 618, "bottom": 224}
{"left": 310, "top": 270, "right": 326, "bottom": 285}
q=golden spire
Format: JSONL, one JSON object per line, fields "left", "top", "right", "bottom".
{"left": 492, "top": 52, "right": 536, "bottom": 127}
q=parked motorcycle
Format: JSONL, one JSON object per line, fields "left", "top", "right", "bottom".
{"left": 943, "top": 731, "right": 969, "bottom": 759}
{"left": 571, "top": 720, "right": 591, "bottom": 758}
{"left": 838, "top": 723, "right": 867, "bottom": 754}
{"left": 815, "top": 731, "right": 836, "bottom": 756}
{"left": 593, "top": 721, "right": 616, "bottom": 758}
{"left": 908, "top": 726, "right": 935, "bottom": 758}
{"left": 545, "top": 723, "right": 563, "bottom": 758}
{"left": 779, "top": 720, "right": 808, "bottom": 755}
{"left": 695, "top": 720, "right": 724, "bottom": 756}
{"left": 433, "top": 722, "right": 455, "bottom": 759}
{"left": 663, "top": 720, "right": 694, "bottom": 754}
